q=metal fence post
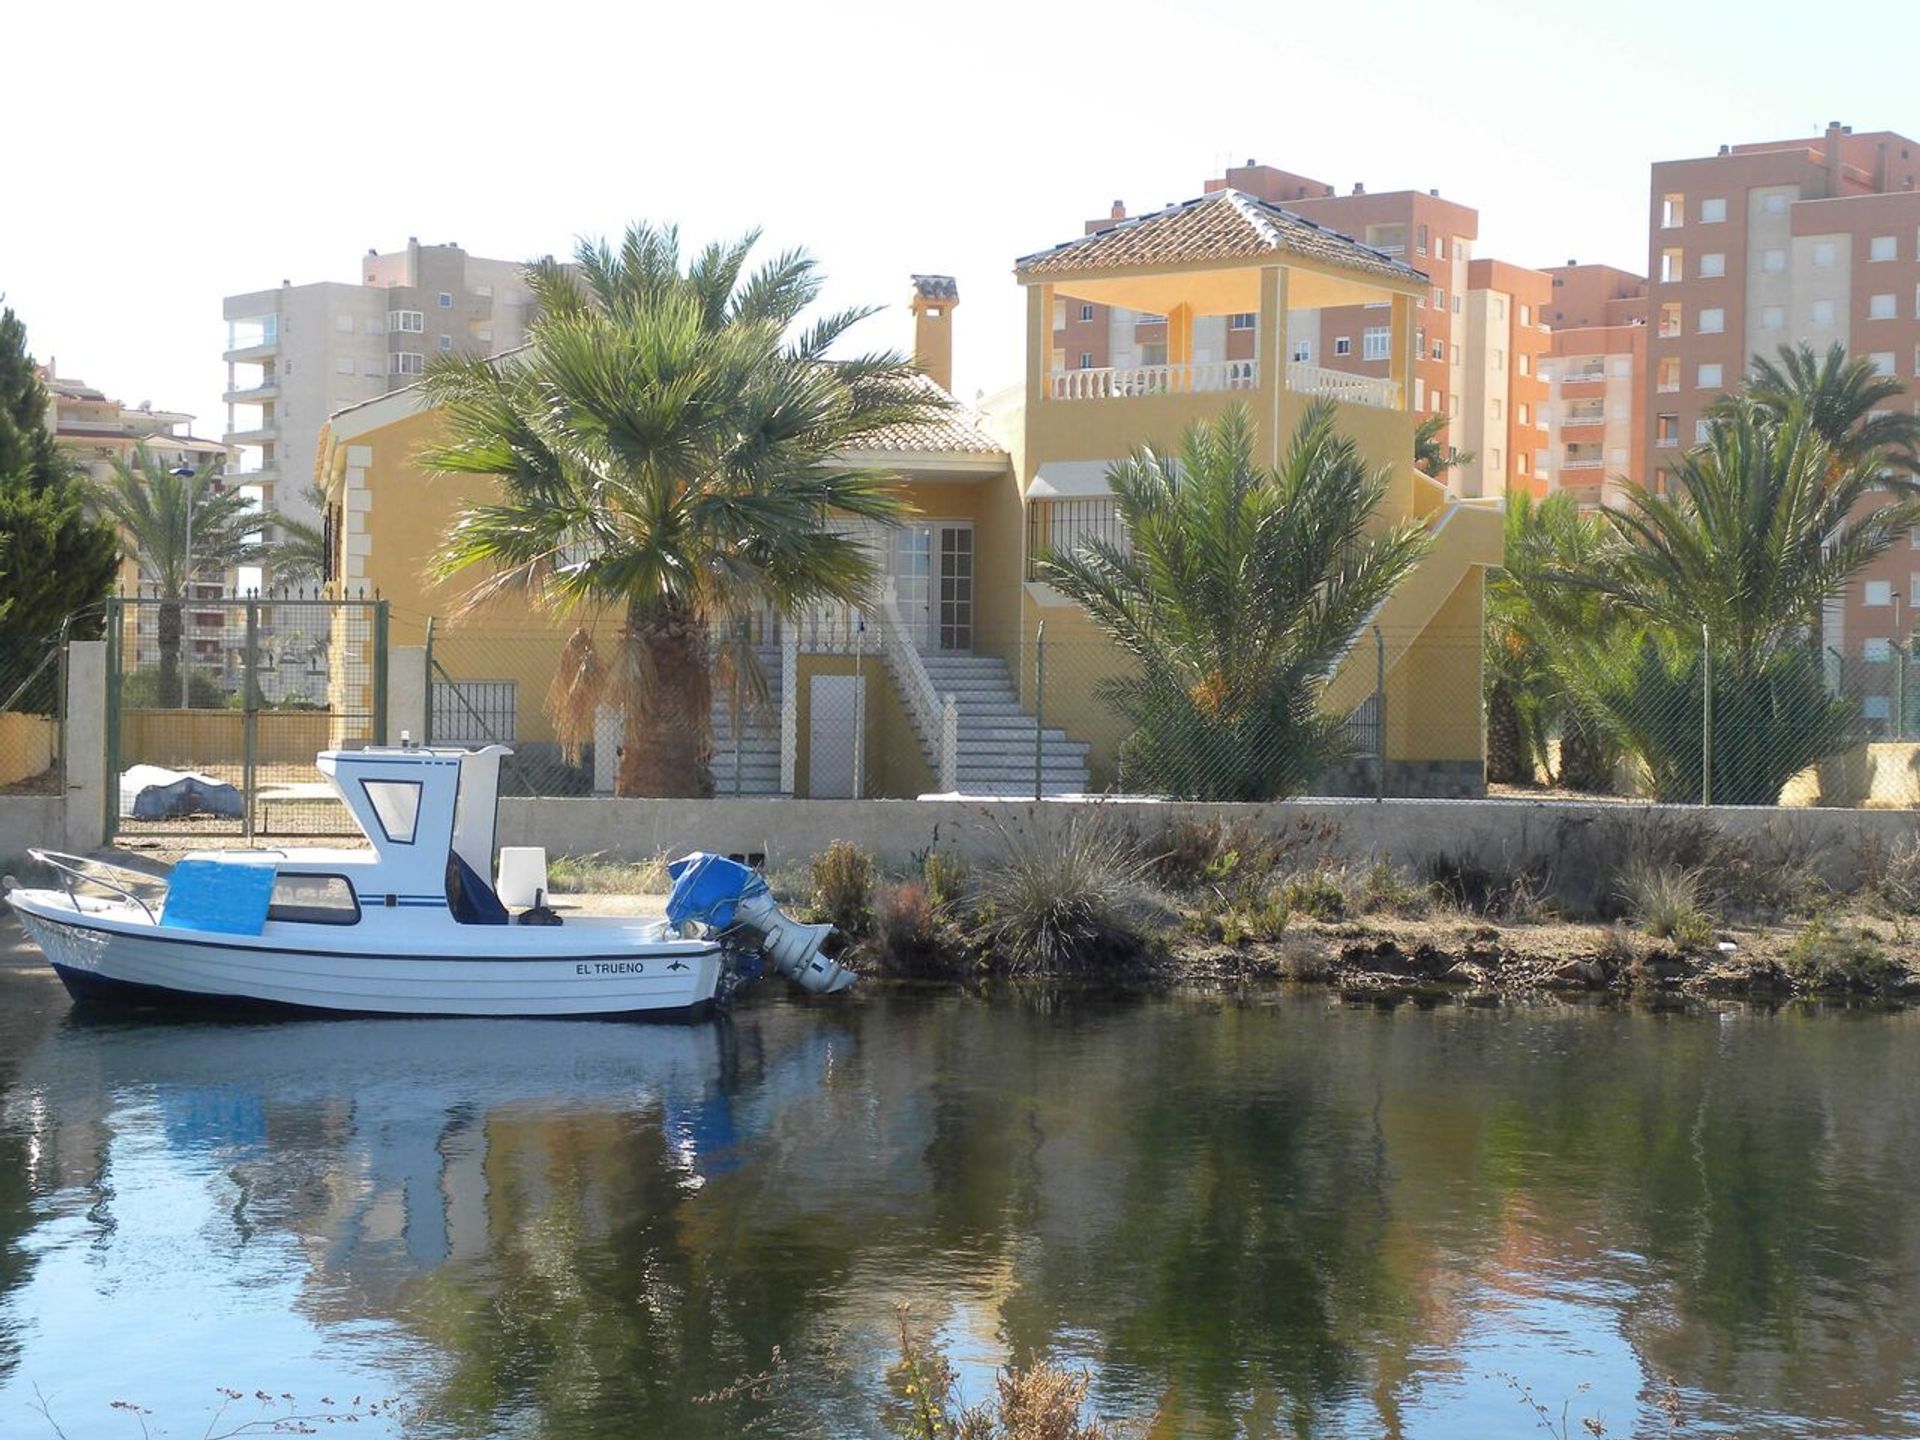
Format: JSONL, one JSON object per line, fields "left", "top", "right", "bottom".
{"left": 1033, "top": 620, "right": 1046, "bottom": 801}
{"left": 422, "top": 616, "right": 435, "bottom": 744}
{"left": 243, "top": 600, "right": 259, "bottom": 844}
{"left": 1701, "top": 623, "right": 1713, "bottom": 807}
{"left": 733, "top": 619, "right": 745, "bottom": 798}
{"left": 102, "top": 596, "right": 121, "bottom": 843}
{"left": 1372, "top": 623, "right": 1386, "bottom": 804}
{"left": 852, "top": 616, "right": 865, "bottom": 801}
{"left": 1898, "top": 642, "right": 1909, "bottom": 740}
{"left": 372, "top": 600, "right": 390, "bottom": 745}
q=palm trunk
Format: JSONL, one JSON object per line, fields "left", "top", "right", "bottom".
{"left": 1558, "top": 709, "right": 1614, "bottom": 793}
{"left": 1485, "top": 679, "right": 1530, "bottom": 785}
{"left": 615, "top": 602, "right": 714, "bottom": 798}
{"left": 157, "top": 599, "right": 184, "bottom": 708}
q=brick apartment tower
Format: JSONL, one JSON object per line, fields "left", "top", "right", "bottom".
{"left": 1644, "top": 123, "right": 1920, "bottom": 680}
{"left": 1055, "top": 161, "right": 1549, "bottom": 497}
{"left": 1539, "top": 263, "right": 1649, "bottom": 509}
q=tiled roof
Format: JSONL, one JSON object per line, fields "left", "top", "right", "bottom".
{"left": 911, "top": 274, "right": 959, "bottom": 302}
{"left": 849, "top": 372, "right": 1003, "bottom": 457}
{"left": 1017, "top": 189, "right": 1426, "bottom": 286}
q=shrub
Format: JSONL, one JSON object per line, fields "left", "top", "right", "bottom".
{"left": 1217, "top": 885, "right": 1289, "bottom": 945}
{"left": 810, "top": 840, "right": 874, "bottom": 936}
{"left": 1618, "top": 861, "right": 1714, "bottom": 950}
{"left": 1274, "top": 932, "right": 1332, "bottom": 982}
{"left": 978, "top": 816, "right": 1158, "bottom": 975}
{"left": 1356, "top": 858, "right": 1432, "bottom": 917}
{"left": 919, "top": 848, "right": 971, "bottom": 914}
{"left": 1785, "top": 919, "right": 1898, "bottom": 991}
{"left": 874, "top": 881, "right": 954, "bottom": 975}
{"left": 1279, "top": 868, "right": 1347, "bottom": 922}
{"left": 120, "top": 666, "right": 229, "bottom": 709}
{"left": 885, "top": 1308, "right": 1128, "bottom": 1440}
{"left": 1862, "top": 833, "right": 1920, "bottom": 917}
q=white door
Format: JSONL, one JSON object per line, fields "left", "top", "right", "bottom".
{"left": 808, "top": 674, "right": 864, "bottom": 798}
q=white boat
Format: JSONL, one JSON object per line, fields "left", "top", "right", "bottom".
{"left": 3, "top": 742, "right": 854, "bottom": 1019}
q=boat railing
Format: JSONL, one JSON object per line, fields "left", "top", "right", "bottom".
{"left": 25, "top": 849, "right": 164, "bottom": 923}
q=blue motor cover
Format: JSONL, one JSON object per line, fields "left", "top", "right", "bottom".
{"left": 665, "top": 852, "right": 768, "bottom": 930}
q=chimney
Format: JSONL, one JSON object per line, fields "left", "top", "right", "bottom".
{"left": 1110, "top": 200, "right": 1126, "bottom": 220}
{"left": 909, "top": 275, "right": 959, "bottom": 394}
{"left": 1825, "top": 120, "right": 1846, "bottom": 196}
{"left": 1352, "top": 182, "right": 1365, "bottom": 195}
{"left": 1429, "top": 188, "right": 1439, "bottom": 197}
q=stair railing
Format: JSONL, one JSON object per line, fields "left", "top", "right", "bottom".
{"left": 874, "top": 580, "right": 957, "bottom": 791}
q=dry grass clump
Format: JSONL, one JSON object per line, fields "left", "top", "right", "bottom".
{"left": 546, "top": 851, "right": 670, "bottom": 894}
{"left": 1617, "top": 861, "right": 1714, "bottom": 950}
{"left": 977, "top": 816, "right": 1160, "bottom": 976}
{"left": 811, "top": 840, "right": 875, "bottom": 936}
{"left": 885, "top": 1307, "right": 1132, "bottom": 1440}
{"left": 919, "top": 848, "right": 972, "bottom": 914}
{"left": 1355, "top": 858, "right": 1433, "bottom": 917}
{"left": 1860, "top": 832, "right": 1920, "bottom": 918}
{"left": 1278, "top": 868, "right": 1347, "bottom": 922}
{"left": 1422, "top": 853, "right": 1556, "bottom": 921}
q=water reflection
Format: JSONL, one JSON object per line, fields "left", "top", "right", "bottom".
{"left": 0, "top": 987, "right": 1917, "bottom": 1438}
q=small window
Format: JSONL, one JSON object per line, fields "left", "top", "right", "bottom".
{"left": 391, "top": 352, "right": 425, "bottom": 376}
{"left": 334, "top": 356, "right": 355, "bottom": 375}
{"left": 1493, "top": 297, "right": 1507, "bottom": 321}
{"left": 1700, "top": 197, "right": 1727, "bottom": 223}
{"left": 1433, "top": 389, "right": 1445, "bottom": 413}
{"left": 1491, "top": 398, "right": 1504, "bottom": 421}
{"left": 1078, "top": 352, "right": 1093, "bottom": 369}
{"left": 1871, "top": 293, "right": 1898, "bottom": 319}
{"left": 1872, "top": 235, "right": 1898, "bottom": 262}
{"left": 1660, "top": 248, "right": 1684, "bottom": 283}
{"left": 1291, "top": 340, "right": 1313, "bottom": 363}
{"left": 1430, "top": 339, "right": 1444, "bottom": 360}
{"left": 1491, "top": 447, "right": 1503, "bottom": 469}
{"left": 1813, "top": 241, "right": 1837, "bottom": 268}
{"left": 1228, "top": 312, "right": 1255, "bottom": 331}
{"left": 1864, "top": 580, "right": 1893, "bottom": 607}
{"left": 1362, "top": 327, "right": 1391, "bottom": 361}
{"left": 363, "top": 357, "right": 387, "bottom": 376}
{"left": 1518, "top": 403, "right": 1530, "bottom": 425}
{"left": 1698, "top": 307, "right": 1725, "bottom": 334}
{"left": 1661, "top": 193, "right": 1685, "bottom": 228}
{"left": 389, "top": 309, "right": 424, "bottom": 333}
{"left": 1518, "top": 354, "right": 1531, "bottom": 376}
{"left": 1334, "top": 336, "right": 1352, "bottom": 356}
{"left": 334, "top": 314, "right": 354, "bottom": 333}
{"left": 1871, "top": 352, "right": 1898, "bottom": 377}
{"left": 1658, "top": 302, "right": 1681, "bottom": 337}
{"left": 1080, "top": 304, "right": 1095, "bottom": 322}
{"left": 1432, "top": 286, "right": 1445, "bottom": 309}
{"left": 1492, "top": 348, "right": 1505, "bottom": 371}
{"left": 268, "top": 873, "right": 360, "bottom": 925}
{"left": 1697, "top": 362, "right": 1723, "bottom": 388}
{"left": 1519, "top": 304, "right": 1532, "bottom": 326}
{"left": 361, "top": 779, "right": 422, "bottom": 843}
{"left": 1762, "top": 249, "right": 1787, "bottom": 273}
{"left": 1864, "top": 695, "right": 1893, "bottom": 721}
{"left": 1695, "top": 418, "right": 1713, "bottom": 443}
{"left": 1765, "top": 192, "right": 1790, "bottom": 215}
{"left": 1699, "top": 252, "right": 1726, "bottom": 278}
{"left": 1761, "top": 305, "right": 1785, "bottom": 331}
{"left": 1865, "top": 638, "right": 1894, "bottom": 661}
{"left": 1656, "top": 414, "right": 1679, "bottom": 447}
{"left": 438, "top": 292, "right": 453, "bottom": 308}
{"left": 438, "top": 334, "right": 454, "bottom": 352}
{"left": 1812, "top": 299, "right": 1836, "bottom": 325}
{"left": 1451, "top": 294, "right": 1462, "bottom": 314}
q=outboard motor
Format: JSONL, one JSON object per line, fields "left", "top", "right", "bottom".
{"left": 664, "top": 853, "right": 855, "bottom": 995}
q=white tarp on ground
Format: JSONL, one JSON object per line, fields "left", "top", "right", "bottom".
{"left": 118, "top": 765, "right": 244, "bottom": 820}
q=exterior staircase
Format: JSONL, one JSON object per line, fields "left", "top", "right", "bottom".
{"left": 915, "top": 652, "right": 1091, "bottom": 797}
{"left": 710, "top": 644, "right": 783, "bottom": 796}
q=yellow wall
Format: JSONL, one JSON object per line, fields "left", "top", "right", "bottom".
{"left": 0, "top": 713, "right": 55, "bottom": 787}
{"left": 791, "top": 654, "right": 933, "bottom": 798}
{"left": 119, "top": 710, "right": 333, "bottom": 769}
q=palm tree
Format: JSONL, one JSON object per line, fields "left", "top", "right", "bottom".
{"left": 1413, "top": 414, "right": 1475, "bottom": 480}
{"left": 89, "top": 445, "right": 266, "bottom": 707}
{"left": 1037, "top": 402, "right": 1431, "bottom": 801}
{"left": 1484, "top": 492, "right": 1623, "bottom": 790}
{"left": 263, "top": 483, "right": 331, "bottom": 589}
{"left": 1719, "top": 341, "right": 1920, "bottom": 475}
{"left": 421, "top": 223, "right": 939, "bottom": 797}
{"left": 1555, "top": 406, "right": 1920, "bottom": 802}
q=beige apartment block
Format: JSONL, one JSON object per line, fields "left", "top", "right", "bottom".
{"left": 221, "top": 239, "right": 539, "bottom": 578}
{"left": 1459, "top": 260, "right": 1549, "bottom": 499}
{"left": 1538, "top": 264, "right": 1649, "bottom": 509}
{"left": 1646, "top": 122, "right": 1920, "bottom": 689}
{"left": 1058, "top": 160, "right": 1547, "bottom": 495}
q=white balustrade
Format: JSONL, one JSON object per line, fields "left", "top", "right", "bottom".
{"left": 874, "top": 582, "right": 954, "bottom": 785}
{"left": 1048, "top": 360, "right": 1258, "bottom": 401}
{"left": 1284, "top": 362, "right": 1403, "bottom": 410}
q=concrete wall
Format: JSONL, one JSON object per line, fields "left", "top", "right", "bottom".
{"left": 0, "top": 714, "right": 55, "bottom": 788}
{"left": 0, "top": 796, "right": 65, "bottom": 872}
{"left": 497, "top": 793, "right": 1920, "bottom": 892}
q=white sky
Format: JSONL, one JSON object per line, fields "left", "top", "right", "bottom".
{"left": 7, "top": 0, "right": 1916, "bottom": 438}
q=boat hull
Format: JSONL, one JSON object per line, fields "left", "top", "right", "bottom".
{"left": 13, "top": 901, "right": 726, "bottom": 1020}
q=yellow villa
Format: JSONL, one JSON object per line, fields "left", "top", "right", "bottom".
{"left": 315, "top": 194, "right": 1500, "bottom": 799}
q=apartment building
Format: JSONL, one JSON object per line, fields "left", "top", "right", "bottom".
{"left": 1538, "top": 264, "right": 1649, "bottom": 508}
{"left": 1645, "top": 122, "right": 1920, "bottom": 688}
{"left": 1057, "top": 160, "right": 1546, "bottom": 496}
{"left": 221, "top": 239, "right": 537, "bottom": 558}
{"left": 1460, "top": 260, "right": 1550, "bottom": 498}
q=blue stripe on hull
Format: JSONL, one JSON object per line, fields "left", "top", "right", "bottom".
{"left": 48, "top": 963, "right": 719, "bottom": 1025}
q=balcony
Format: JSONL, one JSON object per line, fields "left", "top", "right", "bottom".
{"left": 225, "top": 423, "right": 277, "bottom": 447}
{"left": 1554, "top": 363, "right": 1607, "bottom": 386}
{"left": 1046, "top": 359, "right": 1401, "bottom": 411}
{"left": 1561, "top": 403, "right": 1607, "bottom": 428}
{"left": 1560, "top": 456, "right": 1605, "bottom": 471}
{"left": 1050, "top": 360, "right": 1258, "bottom": 401}
{"left": 223, "top": 379, "right": 279, "bottom": 405}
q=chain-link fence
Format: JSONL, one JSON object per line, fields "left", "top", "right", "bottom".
{"left": 0, "top": 626, "right": 67, "bottom": 798}
{"left": 106, "top": 593, "right": 386, "bottom": 841}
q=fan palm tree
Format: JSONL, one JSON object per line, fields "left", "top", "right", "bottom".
{"left": 1716, "top": 341, "right": 1920, "bottom": 476}
{"left": 421, "top": 223, "right": 940, "bottom": 797}
{"left": 263, "top": 483, "right": 331, "bottom": 589}
{"left": 1037, "top": 402, "right": 1431, "bottom": 801}
{"left": 1413, "top": 413, "right": 1475, "bottom": 479}
{"left": 1554, "top": 406, "right": 1920, "bottom": 802}
{"left": 89, "top": 445, "right": 266, "bottom": 707}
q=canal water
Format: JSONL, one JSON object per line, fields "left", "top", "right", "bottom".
{"left": 0, "top": 965, "right": 1917, "bottom": 1439}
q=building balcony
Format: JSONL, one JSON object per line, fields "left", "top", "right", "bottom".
{"left": 1559, "top": 457, "right": 1605, "bottom": 471}
{"left": 1561, "top": 405, "right": 1607, "bottom": 428}
{"left": 1552, "top": 364, "right": 1607, "bottom": 386}
{"left": 225, "top": 424, "right": 277, "bottom": 447}
{"left": 223, "top": 379, "right": 279, "bottom": 405}
{"left": 1045, "top": 359, "right": 1400, "bottom": 411}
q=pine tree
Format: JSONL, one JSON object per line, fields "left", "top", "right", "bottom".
{"left": 0, "top": 302, "right": 119, "bottom": 641}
